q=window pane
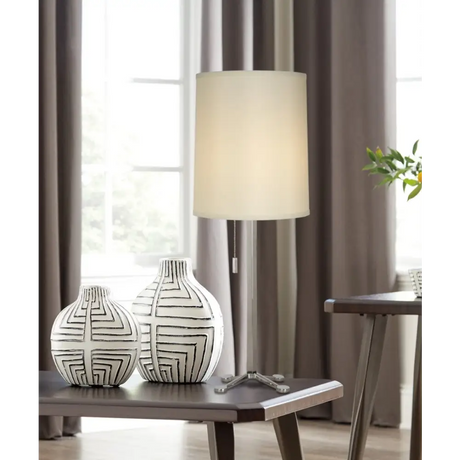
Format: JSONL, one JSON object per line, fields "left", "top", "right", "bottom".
{"left": 107, "top": 0, "right": 181, "bottom": 80}
{"left": 396, "top": 0, "right": 422, "bottom": 79}
{"left": 82, "top": 0, "right": 106, "bottom": 165}
{"left": 111, "top": 171, "right": 180, "bottom": 258}
{"left": 82, "top": 0, "right": 106, "bottom": 82}
{"left": 82, "top": 84, "right": 106, "bottom": 164}
{"left": 396, "top": 80, "right": 422, "bottom": 271}
{"left": 82, "top": 171, "right": 106, "bottom": 254}
{"left": 396, "top": 188, "right": 422, "bottom": 271}
{"left": 396, "top": 81, "right": 422, "bottom": 154}
{"left": 81, "top": 0, "right": 187, "bottom": 279}
{"left": 108, "top": 83, "right": 180, "bottom": 167}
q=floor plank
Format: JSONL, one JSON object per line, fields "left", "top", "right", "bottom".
{"left": 39, "top": 419, "right": 410, "bottom": 460}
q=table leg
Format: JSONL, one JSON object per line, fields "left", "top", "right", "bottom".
{"left": 409, "top": 316, "right": 422, "bottom": 460}
{"left": 273, "top": 413, "right": 304, "bottom": 460}
{"left": 348, "top": 314, "right": 388, "bottom": 460}
{"left": 207, "top": 422, "right": 234, "bottom": 460}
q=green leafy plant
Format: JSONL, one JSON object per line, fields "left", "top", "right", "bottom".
{"left": 363, "top": 140, "right": 422, "bottom": 200}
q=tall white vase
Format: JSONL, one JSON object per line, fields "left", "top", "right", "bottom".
{"left": 132, "top": 258, "right": 224, "bottom": 383}
{"left": 50, "top": 285, "right": 141, "bottom": 387}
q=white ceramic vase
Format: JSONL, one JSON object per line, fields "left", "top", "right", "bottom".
{"left": 50, "top": 285, "right": 141, "bottom": 387}
{"left": 132, "top": 258, "right": 224, "bottom": 384}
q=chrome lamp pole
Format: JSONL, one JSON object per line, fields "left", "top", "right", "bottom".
{"left": 214, "top": 220, "right": 290, "bottom": 394}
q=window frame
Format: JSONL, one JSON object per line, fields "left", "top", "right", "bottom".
{"left": 81, "top": 0, "right": 197, "bottom": 282}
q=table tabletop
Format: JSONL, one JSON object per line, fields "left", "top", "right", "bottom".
{"left": 324, "top": 291, "right": 422, "bottom": 315}
{"left": 39, "top": 371, "right": 343, "bottom": 423}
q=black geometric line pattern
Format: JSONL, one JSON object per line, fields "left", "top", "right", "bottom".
{"left": 50, "top": 286, "right": 141, "bottom": 387}
{"left": 409, "top": 268, "right": 422, "bottom": 297}
{"left": 132, "top": 258, "right": 224, "bottom": 383}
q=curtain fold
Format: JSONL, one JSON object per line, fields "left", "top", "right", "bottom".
{"left": 39, "top": 0, "right": 82, "bottom": 439}
{"left": 197, "top": 0, "right": 400, "bottom": 425}
{"left": 293, "top": 0, "right": 400, "bottom": 425}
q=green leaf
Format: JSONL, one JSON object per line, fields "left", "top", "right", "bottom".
{"left": 405, "top": 157, "right": 415, "bottom": 164}
{"left": 366, "top": 148, "right": 376, "bottom": 162}
{"left": 412, "top": 140, "right": 419, "bottom": 155}
{"left": 389, "top": 149, "right": 404, "bottom": 164}
{"left": 395, "top": 167, "right": 411, "bottom": 179}
{"left": 377, "top": 176, "right": 393, "bottom": 187}
{"left": 375, "top": 147, "right": 383, "bottom": 160}
{"left": 394, "top": 170, "right": 406, "bottom": 180}
{"left": 404, "top": 178, "right": 419, "bottom": 186}
{"left": 386, "top": 160, "right": 398, "bottom": 171}
{"left": 362, "top": 164, "right": 376, "bottom": 171}
{"left": 377, "top": 167, "right": 390, "bottom": 174}
{"left": 407, "top": 183, "right": 422, "bottom": 200}
{"left": 403, "top": 181, "right": 407, "bottom": 192}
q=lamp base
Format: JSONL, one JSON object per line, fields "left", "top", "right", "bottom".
{"left": 214, "top": 372, "right": 290, "bottom": 394}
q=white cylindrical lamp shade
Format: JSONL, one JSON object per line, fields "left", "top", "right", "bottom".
{"left": 193, "top": 71, "right": 309, "bottom": 221}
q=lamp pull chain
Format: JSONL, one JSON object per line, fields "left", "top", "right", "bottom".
{"left": 232, "top": 220, "right": 238, "bottom": 274}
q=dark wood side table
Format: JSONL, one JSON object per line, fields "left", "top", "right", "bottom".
{"left": 39, "top": 371, "right": 343, "bottom": 460}
{"left": 325, "top": 291, "right": 422, "bottom": 460}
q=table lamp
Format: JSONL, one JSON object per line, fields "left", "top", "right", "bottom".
{"left": 193, "top": 70, "right": 309, "bottom": 394}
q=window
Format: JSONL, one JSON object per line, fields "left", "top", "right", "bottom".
{"left": 81, "top": 0, "right": 195, "bottom": 284}
{"left": 395, "top": 0, "right": 422, "bottom": 273}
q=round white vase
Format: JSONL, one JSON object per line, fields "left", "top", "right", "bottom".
{"left": 132, "top": 258, "right": 224, "bottom": 384}
{"left": 50, "top": 285, "right": 141, "bottom": 387}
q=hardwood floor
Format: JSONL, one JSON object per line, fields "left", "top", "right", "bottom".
{"left": 39, "top": 419, "right": 410, "bottom": 460}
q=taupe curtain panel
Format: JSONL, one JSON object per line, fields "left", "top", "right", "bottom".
{"left": 39, "top": 0, "right": 82, "bottom": 439}
{"left": 196, "top": 0, "right": 400, "bottom": 425}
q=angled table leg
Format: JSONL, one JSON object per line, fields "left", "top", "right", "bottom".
{"left": 410, "top": 316, "right": 422, "bottom": 460}
{"left": 207, "top": 422, "right": 234, "bottom": 460}
{"left": 273, "top": 413, "right": 305, "bottom": 460}
{"left": 348, "top": 314, "right": 388, "bottom": 460}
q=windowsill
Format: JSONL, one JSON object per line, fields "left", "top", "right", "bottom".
{"left": 81, "top": 273, "right": 157, "bottom": 304}
{"left": 81, "top": 272, "right": 158, "bottom": 281}
{"left": 81, "top": 264, "right": 198, "bottom": 304}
